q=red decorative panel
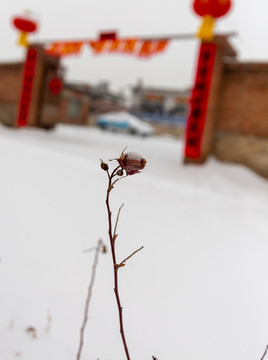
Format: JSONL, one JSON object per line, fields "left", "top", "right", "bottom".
{"left": 184, "top": 42, "right": 216, "bottom": 159}
{"left": 17, "top": 48, "right": 38, "bottom": 127}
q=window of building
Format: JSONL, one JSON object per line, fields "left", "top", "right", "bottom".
{"left": 68, "top": 98, "right": 81, "bottom": 118}
{"left": 171, "top": 104, "right": 187, "bottom": 116}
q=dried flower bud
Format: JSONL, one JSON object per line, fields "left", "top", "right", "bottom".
{"left": 100, "top": 160, "right": 109, "bottom": 171}
{"left": 116, "top": 169, "right": 124, "bottom": 177}
{"left": 117, "top": 151, "right": 147, "bottom": 175}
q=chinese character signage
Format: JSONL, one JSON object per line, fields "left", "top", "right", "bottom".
{"left": 184, "top": 42, "right": 216, "bottom": 159}
{"left": 46, "top": 38, "right": 169, "bottom": 58}
{"left": 17, "top": 48, "right": 38, "bottom": 127}
{"left": 46, "top": 42, "right": 83, "bottom": 56}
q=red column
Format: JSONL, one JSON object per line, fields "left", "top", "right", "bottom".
{"left": 17, "top": 48, "right": 38, "bottom": 127}
{"left": 184, "top": 42, "right": 216, "bottom": 159}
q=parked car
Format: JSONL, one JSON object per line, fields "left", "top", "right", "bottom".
{"left": 96, "top": 111, "right": 154, "bottom": 136}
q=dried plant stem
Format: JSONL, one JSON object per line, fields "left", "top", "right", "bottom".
{"left": 44, "top": 310, "right": 52, "bottom": 334}
{"left": 106, "top": 167, "right": 131, "bottom": 360}
{"left": 260, "top": 345, "right": 268, "bottom": 360}
{"left": 113, "top": 203, "right": 124, "bottom": 239}
{"left": 76, "top": 239, "right": 103, "bottom": 360}
{"left": 118, "top": 246, "right": 144, "bottom": 267}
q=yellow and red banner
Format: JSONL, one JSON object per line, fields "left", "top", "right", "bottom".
{"left": 46, "top": 38, "right": 169, "bottom": 58}
{"left": 138, "top": 39, "right": 169, "bottom": 57}
{"left": 123, "top": 39, "right": 137, "bottom": 53}
{"left": 46, "top": 41, "right": 84, "bottom": 56}
{"left": 88, "top": 40, "right": 107, "bottom": 54}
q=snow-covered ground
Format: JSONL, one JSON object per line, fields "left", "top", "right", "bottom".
{"left": 1, "top": 123, "right": 268, "bottom": 360}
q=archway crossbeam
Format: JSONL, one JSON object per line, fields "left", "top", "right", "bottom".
{"left": 42, "top": 32, "right": 195, "bottom": 58}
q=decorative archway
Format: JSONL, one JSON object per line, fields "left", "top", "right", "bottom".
{"left": 12, "top": 1, "right": 233, "bottom": 164}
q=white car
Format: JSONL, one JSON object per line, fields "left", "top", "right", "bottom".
{"left": 96, "top": 111, "right": 154, "bottom": 136}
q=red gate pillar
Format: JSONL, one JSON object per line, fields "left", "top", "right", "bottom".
{"left": 16, "top": 43, "right": 62, "bottom": 128}
{"left": 184, "top": 35, "right": 236, "bottom": 164}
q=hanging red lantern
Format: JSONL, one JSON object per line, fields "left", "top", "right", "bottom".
{"left": 193, "top": 0, "right": 231, "bottom": 18}
{"left": 12, "top": 13, "right": 38, "bottom": 47}
{"left": 48, "top": 77, "right": 63, "bottom": 96}
{"left": 193, "top": 0, "right": 232, "bottom": 41}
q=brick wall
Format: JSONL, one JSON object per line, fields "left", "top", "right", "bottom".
{"left": 212, "top": 61, "right": 268, "bottom": 178}
{"left": 0, "top": 62, "right": 22, "bottom": 126}
{"left": 59, "top": 91, "right": 90, "bottom": 125}
{"left": 214, "top": 62, "right": 268, "bottom": 136}
{"left": 0, "top": 63, "right": 22, "bottom": 103}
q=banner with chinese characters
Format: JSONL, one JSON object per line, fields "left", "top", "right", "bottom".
{"left": 46, "top": 42, "right": 84, "bottom": 56}
{"left": 46, "top": 38, "right": 169, "bottom": 58}
{"left": 184, "top": 42, "right": 216, "bottom": 159}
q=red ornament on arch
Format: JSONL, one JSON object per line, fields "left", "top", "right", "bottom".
{"left": 48, "top": 77, "right": 63, "bottom": 96}
{"left": 193, "top": 0, "right": 231, "bottom": 18}
{"left": 192, "top": 0, "right": 232, "bottom": 41}
{"left": 12, "top": 14, "right": 38, "bottom": 47}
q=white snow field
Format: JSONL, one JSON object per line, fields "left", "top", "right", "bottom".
{"left": 0, "top": 123, "right": 268, "bottom": 360}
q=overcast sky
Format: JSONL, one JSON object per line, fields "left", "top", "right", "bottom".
{"left": 2, "top": 0, "right": 268, "bottom": 93}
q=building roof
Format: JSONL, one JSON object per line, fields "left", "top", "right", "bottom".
{"left": 64, "top": 82, "right": 125, "bottom": 102}
{"left": 0, "top": 61, "right": 23, "bottom": 70}
{"left": 132, "top": 84, "right": 190, "bottom": 98}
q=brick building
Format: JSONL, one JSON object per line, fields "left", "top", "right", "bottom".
{"left": 211, "top": 62, "right": 268, "bottom": 178}
{"left": 0, "top": 45, "right": 88, "bottom": 129}
{"left": 0, "top": 44, "right": 126, "bottom": 129}
{"left": 185, "top": 36, "right": 268, "bottom": 179}
{"left": 130, "top": 82, "right": 190, "bottom": 138}
{"left": 0, "top": 62, "right": 23, "bottom": 126}
{"left": 131, "top": 83, "right": 189, "bottom": 123}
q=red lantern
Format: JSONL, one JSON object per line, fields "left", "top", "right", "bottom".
{"left": 193, "top": 0, "right": 231, "bottom": 18}
{"left": 12, "top": 13, "right": 38, "bottom": 47}
{"left": 193, "top": 0, "right": 232, "bottom": 41}
{"left": 13, "top": 17, "right": 37, "bottom": 32}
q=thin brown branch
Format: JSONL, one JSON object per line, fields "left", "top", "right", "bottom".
{"left": 106, "top": 172, "right": 131, "bottom": 360}
{"left": 118, "top": 246, "right": 144, "bottom": 268}
{"left": 76, "top": 239, "right": 103, "bottom": 360}
{"left": 113, "top": 203, "right": 124, "bottom": 240}
{"left": 82, "top": 246, "right": 97, "bottom": 253}
{"left": 110, "top": 165, "right": 121, "bottom": 178}
{"left": 44, "top": 310, "right": 52, "bottom": 334}
{"left": 111, "top": 174, "right": 128, "bottom": 188}
{"left": 260, "top": 345, "right": 268, "bottom": 360}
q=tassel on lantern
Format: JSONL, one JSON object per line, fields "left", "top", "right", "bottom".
{"left": 197, "top": 15, "right": 216, "bottom": 41}
{"left": 18, "top": 31, "right": 28, "bottom": 47}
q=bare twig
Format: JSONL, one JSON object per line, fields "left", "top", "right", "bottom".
{"left": 105, "top": 169, "right": 131, "bottom": 360}
{"left": 111, "top": 174, "right": 128, "bottom": 188}
{"left": 101, "top": 152, "right": 146, "bottom": 360}
{"left": 260, "top": 345, "right": 268, "bottom": 360}
{"left": 44, "top": 310, "right": 52, "bottom": 334}
{"left": 113, "top": 203, "right": 124, "bottom": 239}
{"left": 76, "top": 239, "right": 103, "bottom": 360}
{"left": 82, "top": 246, "right": 97, "bottom": 253}
{"left": 118, "top": 246, "right": 144, "bottom": 268}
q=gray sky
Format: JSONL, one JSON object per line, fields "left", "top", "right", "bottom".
{"left": 2, "top": 0, "right": 268, "bottom": 93}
